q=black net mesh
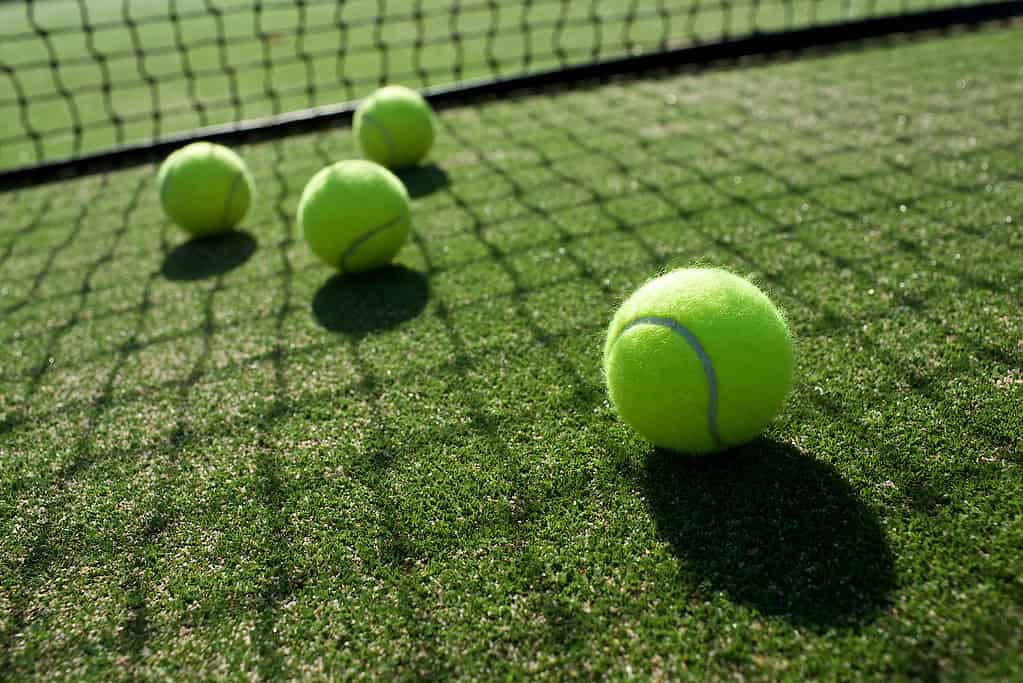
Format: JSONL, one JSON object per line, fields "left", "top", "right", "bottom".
{"left": 0, "top": 0, "right": 1006, "bottom": 172}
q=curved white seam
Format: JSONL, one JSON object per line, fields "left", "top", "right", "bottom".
{"left": 339, "top": 213, "right": 407, "bottom": 272}
{"left": 616, "top": 316, "right": 722, "bottom": 448}
{"left": 220, "top": 172, "right": 243, "bottom": 231}
{"left": 360, "top": 112, "right": 397, "bottom": 166}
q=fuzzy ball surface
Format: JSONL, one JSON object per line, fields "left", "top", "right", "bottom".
{"left": 298, "top": 160, "right": 411, "bottom": 273}
{"left": 604, "top": 267, "right": 793, "bottom": 453}
{"left": 354, "top": 85, "right": 436, "bottom": 169}
{"left": 158, "top": 142, "right": 254, "bottom": 237}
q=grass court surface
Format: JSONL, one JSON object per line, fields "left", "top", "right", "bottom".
{"left": 1, "top": 23, "right": 1022, "bottom": 681}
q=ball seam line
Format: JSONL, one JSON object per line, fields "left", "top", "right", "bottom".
{"left": 339, "top": 212, "right": 408, "bottom": 273}
{"left": 618, "top": 316, "right": 723, "bottom": 448}
{"left": 359, "top": 112, "right": 397, "bottom": 166}
{"left": 220, "top": 171, "right": 243, "bottom": 232}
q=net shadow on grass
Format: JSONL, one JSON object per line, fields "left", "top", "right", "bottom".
{"left": 643, "top": 439, "right": 895, "bottom": 629}
{"left": 311, "top": 266, "right": 429, "bottom": 335}
{"left": 160, "top": 230, "right": 258, "bottom": 281}
{"left": 250, "top": 140, "right": 300, "bottom": 683}
{"left": 0, "top": 171, "right": 169, "bottom": 673}
{"left": 556, "top": 76, "right": 1021, "bottom": 459}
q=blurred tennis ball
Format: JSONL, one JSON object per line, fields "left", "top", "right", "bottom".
{"left": 604, "top": 267, "right": 793, "bottom": 454}
{"left": 298, "top": 159, "right": 411, "bottom": 273}
{"left": 353, "top": 85, "right": 436, "bottom": 169}
{"left": 157, "top": 142, "right": 254, "bottom": 237}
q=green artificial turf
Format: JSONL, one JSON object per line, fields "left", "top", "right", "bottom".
{"left": 2, "top": 24, "right": 1022, "bottom": 681}
{"left": 0, "top": 0, "right": 988, "bottom": 171}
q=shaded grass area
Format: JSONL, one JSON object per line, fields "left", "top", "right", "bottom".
{"left": 1, "top": 25, "right": 1022, "bottom": 680}
{"left": 0, "top": 0, "right": 989, "bottom": 170}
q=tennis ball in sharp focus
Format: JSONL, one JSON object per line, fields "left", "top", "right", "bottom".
{"left": 354, "top": 85, "right": 436, "bottom": 169}
{"left": 157, "top": 142, "right": 254, "bottom": 237}
{"left": 298, "top": 160, "right": 411, "bottom": 273}
{"left": 604, "top": 267, "right": 793, "bottom": 454}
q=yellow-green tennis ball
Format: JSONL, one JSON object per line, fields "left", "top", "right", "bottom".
{"left": 298, "top": 159, "right": 411, "bottom": 273}
{"left": 157, "top": 142, "right": 254, "bottom": 237}
{"left": 604, "top": 268, "right": 793, "bottom": 454}
{"left": 353, "top": 85, "right": 436, "bottom": 169}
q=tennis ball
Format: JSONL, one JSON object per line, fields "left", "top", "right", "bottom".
{"left": 604, "top": 267, "right": 793, "bottom": 454}
{"left": 157, "top": 142, "right": 254, "bottom": 237}
{"left": 353, "top": 85, "right": 436, "bottom": 169}
{"left": 298, "top": 159, "right": 411, "bottom": 273}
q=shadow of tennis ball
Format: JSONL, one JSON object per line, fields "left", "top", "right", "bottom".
{"left": 161, "top": 230, "right": 257, "bottom": 281}
{"left": 643, "top": 439, "right": 895, "bottom": 629}
{"left": 395, "top": 163, "right": 450, "bottom": 199}
{"left": 312, "top": 266, "right": 429, "bottom": 335}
